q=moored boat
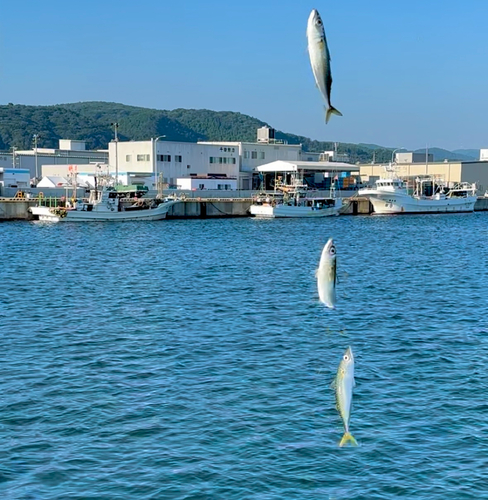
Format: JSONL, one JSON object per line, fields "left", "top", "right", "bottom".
{"left": 249, "top": 189, "right": 342, "bottom": 218}
{"left": 30, "top": 185, "right": 181, "bottom": 222}
{"left": 358, "top": 175, "right": 477, "bottom": 215}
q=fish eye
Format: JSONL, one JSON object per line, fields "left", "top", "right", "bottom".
{"left": 317, "top": 19, "right": 322, "bottom": 25}
{"left": 344, "top": 355, "right": 349, "bottom": 361}
{"left": 329, "top": 246, "right": 336, "bottom": 254}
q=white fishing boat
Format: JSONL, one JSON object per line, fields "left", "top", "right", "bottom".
{"left": 359, "top": 171, "right": 477, "bottom": 215}
{"left": 249, "top": 189, "right": 342, "bottom": 218}
{"left": 249, "top": 168, "right": 342, "bottom": 218}
{"left": 30, "top": 185, "right": 181, "bottom": 222}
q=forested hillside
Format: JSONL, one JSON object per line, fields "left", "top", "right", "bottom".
{"left": 0, "top": 101, "right": 396, "bottom": 163}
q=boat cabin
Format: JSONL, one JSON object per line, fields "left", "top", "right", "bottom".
{"left": 375, "top": 179, "right": 405, "bottom": 191}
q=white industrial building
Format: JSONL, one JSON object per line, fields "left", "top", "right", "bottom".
{"left": 0, "top": 139, "right": 108, "bottom": 181}
{"left": 480, "top": 149, "right": 488, "bottom": 161}
{"left": 106, "top": 127, "right": 312, "bottom": 190}
{"left": 201, "top": 127, "right": 302, "bottom": 173}
{"left": 10, "top": 127, "right": 356, "bottom": 192}
{"left": 177, "top": 176, "right": 237, "bottom": 191}
{"left": 108, "top": 139, "right": 242, "bottom": 188}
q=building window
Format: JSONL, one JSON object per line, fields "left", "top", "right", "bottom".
{"left": 259, "top": 152, "right": 265, "bottom": 160}
{"left": 157, "top": 154, "right": 171, "bottom": 162}
{"left": 251, "top": 151, "right": 257, "bottom": 159}
{"left": 210, "top": 156, "right": 236, "bottom": 165}
{"left": 175, "top": 155, "right": 182, "bottom": 162}
{"left": 199, "top": 183, "right": 205, "bottom": 190}
{"left": 244, "top": 151, "right": 249, "bottom": 159}
{"left": 137, "top": 154, "right": 150, "bottom": 161}
{"left": 125, "top": 155, "right": 131, "bottom": 162}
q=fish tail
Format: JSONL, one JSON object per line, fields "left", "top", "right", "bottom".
{"left": 339, "top": 432, "right": 357, "bottom": 447}
{"left": 325, "top": 106, "right": 343, "bottom": 124}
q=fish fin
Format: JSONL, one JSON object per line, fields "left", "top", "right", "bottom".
{"left": 329, "top": 379, "right": 336, "bottom": 390}
{"left": 325, "top": 106, "right": 343, "bottom": 124}
{"left": 315, "top": 268, "right": 319, "bottom": 278}
{"left": 339, "top": 432, "right": 358, "bottom": 447}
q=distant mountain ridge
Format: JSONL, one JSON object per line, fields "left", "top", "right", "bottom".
{"left": 0, "top": 101, "right": 481, "bottom": 164}
{"left": 452, "top": 149, "right": 479, "bottom": 160}
{"left": 414, "top": 147, "right": 477, "bottom": 162}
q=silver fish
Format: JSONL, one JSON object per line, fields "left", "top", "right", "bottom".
{"left": 316, "top": 238, "right": 336, "bottom": 308}
{"left": 334, "top": 346, "right": 357, "bottom": 447}
{"left": 306, "top": 9, "right": 342, "bottom": 124}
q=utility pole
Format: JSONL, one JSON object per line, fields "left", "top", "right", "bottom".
{"left": 111, "top": 122, "right": 119, "bottom": 185}
{"left": 33, "top": 134, "right": 40, "bottom": 182}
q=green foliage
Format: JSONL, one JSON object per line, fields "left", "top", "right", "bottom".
{"left": 0, "top": 101, "right": 394, "bottom": 163}
{"left": 0, "top": 104, "right": 113, "bottom": 150}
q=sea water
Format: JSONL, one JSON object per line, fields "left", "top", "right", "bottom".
{"left": 1, "top": 214, "right": 487, "bottom": 499}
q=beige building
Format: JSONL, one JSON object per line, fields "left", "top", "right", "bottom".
{"left": 360, "top": 161, "right": 488, "bottom": 194}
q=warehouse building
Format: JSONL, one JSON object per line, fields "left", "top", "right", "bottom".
{"left": 360, "top": 160, "right": 488, "bottom": 194}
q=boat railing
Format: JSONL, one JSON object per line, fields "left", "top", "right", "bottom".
{"left": 447, "top": 182, "right": 476, "bottom": 197}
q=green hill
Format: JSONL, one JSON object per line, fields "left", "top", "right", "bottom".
{"left": 414, "top": 147, "right": 477, "bottom": 162}
{"left": 0, "top": 101, "right": 394, "bottom": 163}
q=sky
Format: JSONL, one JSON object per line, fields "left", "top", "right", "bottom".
{"left": 1, "top": 0, "right": 487, "bottom": 151}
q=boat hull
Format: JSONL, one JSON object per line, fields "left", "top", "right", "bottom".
{"left": 359, "top": 190, "right": 477, "bottom": 214}
{"left": 249, "top": 200, "right": 342, "bottom": 218}
{"left": 30, "top": 200, "right": 179, "bottom": 222}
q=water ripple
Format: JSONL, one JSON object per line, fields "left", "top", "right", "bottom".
{"left": 1, "top": 215, "right": 488, "bottom": 499}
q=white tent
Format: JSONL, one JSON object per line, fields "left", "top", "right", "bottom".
{"left": 37, "top": 176, "right": 93, "bottom": 189}
{"left": 37, "top": 176, "right": 70, "bottom": 188}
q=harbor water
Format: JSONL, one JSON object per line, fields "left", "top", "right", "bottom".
{"left": 1, "top": 214, "right": 488, "bottom": 499}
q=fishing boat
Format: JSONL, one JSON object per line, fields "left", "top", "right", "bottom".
{"left": 249, "top": 186, "right": 342, "bottom": 218}
{"left": 358, "top": 174, "right": 477, "bottom": 214}
{"left": 30, "top": 184, "right": 181, "bottom": 222}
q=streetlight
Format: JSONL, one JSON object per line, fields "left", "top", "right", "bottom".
{"left": 32, "top": 134, "right": 40, "bottom": 181}
{"left": 391, "top": 147, "right": 404, "bottom": 164}
{"left": 111, "top": 122, "right": 119, "bottom": 185}
{"left": 152, "top": 135, "right": 166, "bottom": 195}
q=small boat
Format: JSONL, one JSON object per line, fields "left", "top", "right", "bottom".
{"left": 30, "top": 185, "right": 181, "bottom": 222}
{"left": 249, "top": 188, "right": 342, "bottom": 218}
{"left": 358, "top": 173, "right": 477, "bottom": 215}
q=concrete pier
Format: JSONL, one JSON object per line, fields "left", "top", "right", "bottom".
{"left": 339, "top": 197, "right": 373, "bottom": 215}
{"left": 2, "top": 194, "right": 488, "bottom": 220}
{"left": 475, "top": 197, "right": 488, "bottom": 211}
{"left": 0, "top": 199, "right": 37, "bottom": 220}
{"left": 167, "top": 198, "right": 252, "bottom": 218}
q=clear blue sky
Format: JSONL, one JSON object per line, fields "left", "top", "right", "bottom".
{"left": 1, "top": 0, "right": 487, "bottom": 151}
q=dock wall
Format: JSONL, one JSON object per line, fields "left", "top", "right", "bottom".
{"left": 167, "top": 199, "right": 252, "bottom": 218}
{"left": 0, "top": 200, "right": 37, "bottom": 220}
{"left": 2, "top": 195, "right": 488, "bottom": 220}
